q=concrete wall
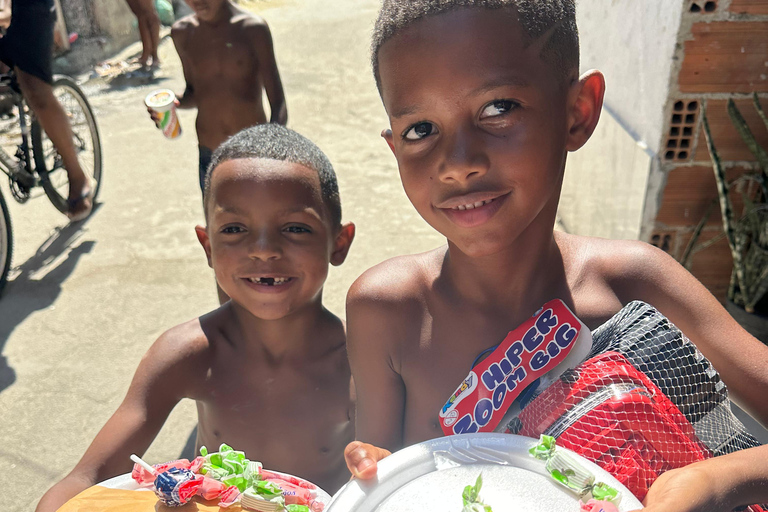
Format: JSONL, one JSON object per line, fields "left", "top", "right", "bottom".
{"left": 559, "top": 108, "right": 651, "bottom": 240}
{"left": 55, "top": 0, "right": 139, "bottom": 75}
{"left": 576, "top": 0, "right": 683, "bottom": 156}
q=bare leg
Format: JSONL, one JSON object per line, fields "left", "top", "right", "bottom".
{"left": 16, "top": 68, "right": 91, "bottom": 217}
{"left": 136, "top": 16, "right": 152, "bottom": 65}
{"left": 145, "top": 10, "right": 161, "bottom": 67}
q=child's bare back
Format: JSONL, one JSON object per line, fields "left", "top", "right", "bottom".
{"left": 172, "top": 2, "right": 286, "bottom": 150}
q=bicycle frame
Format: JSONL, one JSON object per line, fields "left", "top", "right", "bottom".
{"left": 0, "top": 72, "right": 40, "bottom": 190}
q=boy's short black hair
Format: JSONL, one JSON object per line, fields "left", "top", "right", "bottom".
{"left": 204, "top": 124, "right": 342, "bottom": 227}
{"left": 371, "top": 0, "right": 579, "bottom": 90}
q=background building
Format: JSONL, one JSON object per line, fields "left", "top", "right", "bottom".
{"left": 561, "top": 0, "right": 768, "bottom": 302}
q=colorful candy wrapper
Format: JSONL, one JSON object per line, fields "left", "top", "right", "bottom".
{"left": 153, "top": 467, "right": 203, "bottom": 507}
{"left": 580, "top": 499, "right": 620, "bottom": 512}
{"left": 131, "top": 457, "right": 205, "bottom": 486}
{"left": 529, "top": 435, "right": 621, "bottom": 505}
{"left": 262, "top": 470, "right": 317, "bottom": 490}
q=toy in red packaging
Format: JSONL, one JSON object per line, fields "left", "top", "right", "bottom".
{"left": 439, "top": 299, "right": 592, "bottom": 436}
{"left": 515, "top": 351, "right": 712, "bottom": 500}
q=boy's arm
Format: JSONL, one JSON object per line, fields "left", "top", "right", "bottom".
{"left": 343, "top": 272, "right": 409, "bottom": 478}
{"left": 631, "top": 444, "right": 768, "bottom": 512}
{"left": 609, "top": 241, "right": 768, "bottom": 427}
{"left": 251, "top": 22, "right": 287, "bottom": 125}
{"left": 171, "top": 22, "right": 196, "bottom": 109}
{"left": 35, "top": 328, "right": 197, "bottom": 512}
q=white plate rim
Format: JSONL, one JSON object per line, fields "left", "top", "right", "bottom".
{"left": 327, "top": 433, "right": 644, "bottom": 511}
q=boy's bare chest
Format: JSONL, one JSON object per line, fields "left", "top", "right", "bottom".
{"left": 194, "top": 356, "right": 353, "bottom": 491}
{"left": 185, "top": 34, "right": 259, "bottom": 84}
{"left": 397, "top": 290, "right": 620, "bottom": 443}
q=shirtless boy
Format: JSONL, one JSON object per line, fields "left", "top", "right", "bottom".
{"left": 36, "top": 124, "right": 356, "bottom": 512}
{"left": 343, "top": 2, "right": 768, "bottom": 510}
{"left": 171, "top": 0, "right": 287, "bottom": 191}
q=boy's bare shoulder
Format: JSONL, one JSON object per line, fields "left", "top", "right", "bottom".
{"left": 228, "top": 7, "right": 271, "bottom": 35}
{"left": 348, "top": 247, "right": 444, "bottom": 307}
{"left": 558, "top": 232, "right": 681, "bottom": 298}
{"left": 171, "top": 14, "right": 198, "bottom": 38}
{"left": 148, "top": 316, "right": 212, "bottom": 368}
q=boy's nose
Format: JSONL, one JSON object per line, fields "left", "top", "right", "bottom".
{"left": 248, "top": 231, "right": 282, "bottom": 260}
{"left": 437, "top": 127, "right": 489, "bottom": 183}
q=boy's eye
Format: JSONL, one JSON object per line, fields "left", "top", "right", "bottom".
{"left": 403, "top": 122, "right": 437, "bottom": 141}
{"left": 479, "top": 100, "right": 518, "bottom": 119}
{"left": 284, "top": 225, "right": 311, "bottom": 234}
{"left": 221, "top": 225, "right": 245, "bottom": 234}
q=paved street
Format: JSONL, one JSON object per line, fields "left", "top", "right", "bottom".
{"left": 0, "top": 0, "right": 444, "bottom": 509}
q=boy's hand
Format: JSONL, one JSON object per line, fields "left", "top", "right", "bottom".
{"left": 344, "top": 441, "right": 391, "bottom": 480}
{"left": 147, "top": 99, "right": 180, "bottom": 127}
{"left": 629, "top": 465, "right": 726, "bottom": 512}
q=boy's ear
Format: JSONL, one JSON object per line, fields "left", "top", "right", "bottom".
{"left": 330, "top": 222, "right": 356, "bottom": 266}
{"left": 565, "top": 70, "right": 605, "bottom": 152}
{"left": 382, "top": 128, "right": 396, "bottom": 156}
{"left": 195, "top": 225, "right": 214, "bottom": 268}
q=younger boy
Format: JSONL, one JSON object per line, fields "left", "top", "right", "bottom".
{"left": 36, "top": 124, "right": 356, "bottom": 512}
{"left": 343, "top": 1, "right": 768, "bottom": 510}
{"left": 170, "top": 0, "right": 287, "bottom": 191}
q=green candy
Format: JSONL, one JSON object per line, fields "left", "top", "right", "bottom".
{"left": 529, "top": 435, "right": 557, "bottom": 460}
{"left": 591, "top": 482, "right": 620, "bottom": 503}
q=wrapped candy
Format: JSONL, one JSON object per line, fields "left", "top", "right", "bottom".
{"left": 131, "top": 454, "right": 240, "bottom": 507}
{"left": 580, "top": 499, "right": 620, "bottom": 512}
{"left": 131, "top": 456, "right": 205, "bottom": 486}
{"left": 154, "top": 468, "right": 203, "bottom": 507}
{"left": 131, "top": 455, "right": 204, "bottom": 507}
{"left": 529, "top": 436, "right": 621, "bottom": 505}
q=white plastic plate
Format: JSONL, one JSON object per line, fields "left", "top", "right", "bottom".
{"left": 327, "top": 434, "right": 643, "bottom": 512}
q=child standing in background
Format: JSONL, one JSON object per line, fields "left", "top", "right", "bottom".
{"left": 171, "top": 0, "right": 287, "bottom": 191}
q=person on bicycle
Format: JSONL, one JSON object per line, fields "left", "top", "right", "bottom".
{"left": 0, "top": 0, "right": 93, "bottom": 221}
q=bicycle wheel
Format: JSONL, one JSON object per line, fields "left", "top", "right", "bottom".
{"left": 0, "top": 190, "right": 12, "bottom": 296}
{"left": 31, "top": 75, "right": 102, "bottom": 214}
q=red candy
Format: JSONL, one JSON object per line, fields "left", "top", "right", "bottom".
{"left": 131, "top": 457, "right": 205, "bottom": 486}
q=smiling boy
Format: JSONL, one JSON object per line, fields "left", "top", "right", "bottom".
{"left": 36, "top": 125, "right": 356, "bottom": 512}
{"left": 343, "top": 1, "right": 768, "bottom": 510}
{"left": 170, "top": 0, "right": 287, "bottom": 191}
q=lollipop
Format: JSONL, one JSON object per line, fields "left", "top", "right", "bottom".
{"left": 131, "top": 454, "right": 204, "bottom": 507}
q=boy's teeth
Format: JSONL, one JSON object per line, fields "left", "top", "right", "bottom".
{"left": 249, "top": 277, "right": 291, "bottom": 285}
{"left": 453, "top": 199, "right": 493, "bottom": 211}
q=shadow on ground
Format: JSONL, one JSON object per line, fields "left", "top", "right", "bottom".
{"left": 179, "top": 425, "right": 198, "bottom": 460}
{"left": 0, "top": 204, "right": 102, "bottom": 393}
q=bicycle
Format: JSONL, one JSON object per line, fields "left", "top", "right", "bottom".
{"left": 0, "top": 69, "right": 102, "bottom": 296}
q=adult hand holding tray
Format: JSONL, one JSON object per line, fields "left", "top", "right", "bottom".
{"left": 327, "top": 433, "right": 643, "bottom": 512}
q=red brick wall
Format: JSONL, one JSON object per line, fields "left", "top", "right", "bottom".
{"left": 652, "top": 5, "right": 768, "bottom": 301}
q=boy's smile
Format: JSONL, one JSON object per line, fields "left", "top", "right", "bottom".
{"left": 377, "top": 8, "right": 582, "bottom": 257}
{"left": 197, "top": 158, "right": 353, "bottom": 320}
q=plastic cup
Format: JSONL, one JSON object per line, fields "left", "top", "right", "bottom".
{"left": 145, "top": 89, "right": 182, "bottom": 139}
